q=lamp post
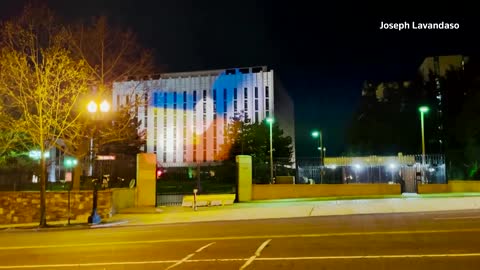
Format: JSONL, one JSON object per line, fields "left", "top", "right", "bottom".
{"left": 311, "top": 130, "right": 324, "bottom": 184}
{"left": 87, "top": 100, "right": 110, "bottom": 224}
{"left": 63, "top": 157, "right": 77, "bottom": 225}
{"left": 266, "top": 117, "right": 274, "bottom": 184}
{"left": 419, "top": 106, "right": 429, "bottom": 184}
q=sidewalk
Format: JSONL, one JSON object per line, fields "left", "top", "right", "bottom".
{"left": 107, "top": 192, "right": 480, "bottom": 226}
{"left": 3, "top": 193, "right": 480, "bottom": 230}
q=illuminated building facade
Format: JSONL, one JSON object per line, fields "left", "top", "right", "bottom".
{"left": 112, "top": 66, "right": 295, "bottom": 166}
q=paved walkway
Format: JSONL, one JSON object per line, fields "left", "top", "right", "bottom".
{"left": 3, "top": 193, "right": 480, "bottom": 230}
{"left": 108, "top": 193, "right": 480, "bottom": 226}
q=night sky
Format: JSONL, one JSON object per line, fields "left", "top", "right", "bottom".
{"left": 1, "top": 1, "right": 478, "bottom": 157}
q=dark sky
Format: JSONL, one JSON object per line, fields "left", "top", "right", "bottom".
{"left": 1, "top": 1, "right": 478, "bottom": 157}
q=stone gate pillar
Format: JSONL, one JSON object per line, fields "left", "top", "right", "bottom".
{"left": 236, "top": 155, "right": 252, "bottom": 202}
{"left": 136, "top": 153, "right": 156, "bottom": 207}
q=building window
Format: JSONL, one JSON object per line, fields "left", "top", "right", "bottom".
{"left": 213, "top": 89, "right": 217, "bottom": 101}
{"left": 183, "top": 91, "right": 187, "bottom": 102}
{"left": 234, "top": 88, "right": 237, "bottom": 99}
{"left": 193, "top": 90, "right": 197, "bottom": 103}
{"left": 203, "top": 90, "right": 207, "bottom": 101}
{"left": 255, "top": 100, "right": 258, "bottom": 110}
{"left": 173, "top": 92, "right": 177, "bottom": 103}
{"left": 254, "top": 87, "right": 258, "bottom": 98}
{"left": 266, "top": 99, "right": 269, "bottom": 110}
{"left": 244, "top": 99, "right": 248, "bottom": 110}
{"left": 265, "top": 86, "right": 269, "bottom": 98}
{"left": 255, "top": 112, "right": 259, "bottom": 123}
{"left": 135, "top": 94, "right": 139, "bottom": 115}
{"left": 244, "top": 87, "right": 248, "bottom": 98}
{"left": 234, "top": 101, "right": 237, "bottom": 112}
{"left": 144, "top": 93, "right": 148, "bottom": 129}
{"left": 203, "top": 151, "right": 207, "bottom": 162}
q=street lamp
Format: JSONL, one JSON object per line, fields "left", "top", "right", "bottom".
{"left": 87, "top": 99, "right": 110, "bottom": 224}
{"left": 419, "top": 105, "right": 429, "bottom": 184}
{"left": 266, "top": 117, "right": 274, "bottom": 184}
{"left": 311, "top": 130, "right": 324, "bottom": 184}
{"left": 63, "top": 157, "right": 77, "bottom": 225}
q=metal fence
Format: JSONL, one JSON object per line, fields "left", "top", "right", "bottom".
{"left": 156, "top": 193, "right": 184, "bottom": 206}
{"left": 0, "top": 154, "right": 137, "bottom": 191}
{"left": 295, "top": 154, "right": 446, "bottom": 192}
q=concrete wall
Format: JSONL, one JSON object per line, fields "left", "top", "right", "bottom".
{"left": 111, "top": 188, "right": 136, "bottom": 214}
{"left": 252, "top": 184, "right": 400, "bottom": 200}
{"left": 448, "top": 180, "right": 480, "bottom": 192}
{"left": 417, "top": 184, "right": 449, "bottom": 194}
{"left": 417, "top": 180, "right": 480, "bottom": 194}
{"left": 0, "top": 190, "right": 113, "bottom": 225}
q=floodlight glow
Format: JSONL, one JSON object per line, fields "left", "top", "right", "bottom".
{"left": 100, "top": 100, "right": 110, "bottom": 112}
{"left": 311, "top": 131, "right": 320, "bottom": 138}
{"left": 419, "top": 106, "right": 429, "bottom": 113}
{"left": 87, "top": 101, "right": 97, "bottom": 113}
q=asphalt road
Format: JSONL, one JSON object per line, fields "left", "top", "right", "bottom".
{"left": 2, "top": 210, "right": 480, "bottom": 269}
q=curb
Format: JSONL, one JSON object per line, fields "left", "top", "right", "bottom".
{"left": 0, "top": 220, "right": 131, "bottom": 232}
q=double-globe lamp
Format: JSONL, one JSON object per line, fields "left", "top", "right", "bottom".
{"left": 87, "top": 99, "right": 110, "bottom": 225}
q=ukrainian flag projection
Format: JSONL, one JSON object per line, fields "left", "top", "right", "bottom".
{"left": 113, "top": 67, "right": 274, "bottom": 166}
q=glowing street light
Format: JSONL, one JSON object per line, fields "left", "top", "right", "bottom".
{"left": 87, "top": 99, "right": 110, "bottom": 225}
{"left": 419, "top": 105, "right": 429, "bottom": 183}
{"left": 266, "top": 117, "right": 274, "bottom": 184}
{"left": 311, "top": 130, "right": 324, "bottom": 184}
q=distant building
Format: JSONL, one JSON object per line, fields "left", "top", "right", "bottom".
{"left": 418, "top": 55, "right": 467, "bottom": 81}
{"left": 361, "top": 80, "right": 412, "bottom": 113}
{"left": 112, "top": 66, "right": 295, "bottom": 166}
{"left": 418, "top": 55, "right": 468, "bottom": 153}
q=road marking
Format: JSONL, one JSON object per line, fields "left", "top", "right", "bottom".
{"left": 165, "top": 254, "right": 194, "bottom": 270}
{"left": 2, "top": 228, "right": 480, "bottom": 250}
{"left": 196, "top": 242, "right": 216, "bottom": 252}
{"left": 434, "top": 216, "right": 480, "bottom": 220}
{"left": 165, "top": 242, "right": 215, "bottom": 270}
{"left": 240, "top": 239, "right": 271, "bottom": 270}
{"left": 0, "top": 261, "right": 176, "bottom": 269}
{"left": 255, "top": 239, "right": 271, "bottom": 256}
{"left": 2, "top": 253, "right": 480, "bottom": 269}
{"left": 254, "top": 253, "right": 480, "bottom": 260}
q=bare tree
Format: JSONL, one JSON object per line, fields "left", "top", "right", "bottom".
{"left": 0, "top": 5, "right": 92, "bottom": 226}
{"left": 65, "top": 16, "right": 154, "bottom": 189}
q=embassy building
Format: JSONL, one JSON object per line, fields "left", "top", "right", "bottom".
{"left": 112, "top": 66, "right": 295, "bottom": 166}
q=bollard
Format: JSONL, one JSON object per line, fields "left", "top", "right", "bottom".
{"left": 193, "top": 188, "right": 198, "bottom": 211}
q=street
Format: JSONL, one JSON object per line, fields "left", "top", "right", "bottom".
{"left": 1, "top": 210, "right": 480, "bottom": 269}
